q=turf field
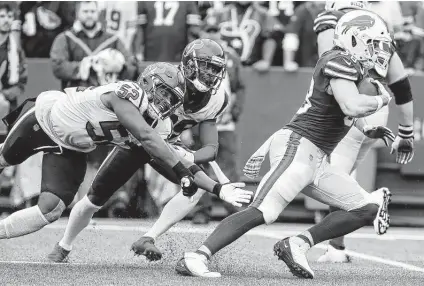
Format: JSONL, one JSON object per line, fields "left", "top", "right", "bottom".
{"left": 0, "top": 218, "right": 423, "bottom": 285}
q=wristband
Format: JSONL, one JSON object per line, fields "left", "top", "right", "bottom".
{"left": 212, "top": 183, "right": 222, "bottom": 196}
{"left": 172, "top": 161, "right": 191, "bottom": 180}
{"left": 398, "top": 124, "right": 414, "bottom": 139}
{"left": 188, "top": 164, "right": 202, "bottom": 175}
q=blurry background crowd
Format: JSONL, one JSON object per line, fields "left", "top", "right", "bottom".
{"left": 0, "top": 1, "right": 422, "bottom": 225}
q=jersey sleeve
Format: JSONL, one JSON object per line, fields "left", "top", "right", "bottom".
{"left": 313, "top": 10, "right": 342, "bottom": 34}
{"left": 322, "top": 56, "right": 360, "bottom": 82}
{"left": 114, "top": 81, "right": 145, "bottom": 107}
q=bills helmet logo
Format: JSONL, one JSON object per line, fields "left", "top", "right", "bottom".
{"left": 341, "top": 15, "right": 375, "bottom": 34}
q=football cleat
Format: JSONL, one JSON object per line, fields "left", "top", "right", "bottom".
{"left": 317, "top": 244, "right": 352, "bottom": 263}
{"left": 274, "top": 237, "right": 314, "bottom": 279}
{"left": 175, "top": 252, "right": 221, "bottom": 278}
{"left": 131, "top": 236, "right": 162, "bottom": 261}
{"left": 47, "top": 243, "right": 71, "bottom": 263}
{"left": 372, "top": 187, "right": 392, "bottom": 235}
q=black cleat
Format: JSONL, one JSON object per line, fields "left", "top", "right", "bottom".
{"left": 131, "top": 236, "right": 162, "bottom": 261}
{"left": 47, "top": 243, "right": 70, "bottom": 263}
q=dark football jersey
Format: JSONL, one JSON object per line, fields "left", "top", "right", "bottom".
{"left": 285, "top": 49, "right": 366, "bottom": 155}
{"left": 137, "top": 1, "right": 201, "bottom": 62}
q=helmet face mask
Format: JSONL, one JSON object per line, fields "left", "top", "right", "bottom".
{"left": 182, "top": 39, "right": 226, "bottom": 94}
{"left": 139, "top": 63, "right": 185, "bottom": 121}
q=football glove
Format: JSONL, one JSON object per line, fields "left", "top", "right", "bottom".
{"left": 362, "top": 125, "right": 395, "bottom": 146}
{"left": 180, "top": 175, "right": 198, "bottom": 197}
{"left": 391, "top": 124, "right": 414, "bottom": 164}
{"left": 215, "top": 182, "right": 253, "bottom": 208}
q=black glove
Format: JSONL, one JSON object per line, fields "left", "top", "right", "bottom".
{"left": 172, "top": 162, "right": 198, "bottom": 197}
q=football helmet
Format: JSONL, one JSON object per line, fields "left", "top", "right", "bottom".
{"left": 325, "top": 1, "right": 369, "bottom": 11}
{"left": 181, "top": 39, "right": 226, "bottom": 94}
{"left": 138, "top": 62, "right": 186, "bottom": 120}
{"left": 334, "top": 10, "right": 392, "bottom": 73}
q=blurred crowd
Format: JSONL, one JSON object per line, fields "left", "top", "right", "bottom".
{"left": 0, "top": 1, "right": 422, "bottom": 223}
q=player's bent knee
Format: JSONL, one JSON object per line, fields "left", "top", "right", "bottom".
{"left": 88, "top": 187, "right": 109, "bottom": 207}
{"left": 37, "top": 192, "right": 66, "bottom": 223}
{"left": 349, "top": 203, "right": 379, "bottom": 224}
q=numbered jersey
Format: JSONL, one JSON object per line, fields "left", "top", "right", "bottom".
{"left": 99, "top": 1, "right": 138, "bottom": 50}
{"left": 35, "top": 81, "right": 161, "bottom": 153}
{"left": 167, "top": 82, "right": 230, "bottom": 142}
{"left": 137, "top": 1, "right": 201, "bottom": 61}
{"left": 285, "top": 49, "right": 366, "bottom": 155}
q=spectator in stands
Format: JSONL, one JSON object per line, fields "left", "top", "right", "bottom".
{"left": 191, "top": 23, "right": 246, "bottom": 225}
{"left": 20, "top": 1, "right": 75, "bottom": 58}
{"left": 204, "top": 1, "right": 283, "bottom": 72}
{"left": 131, "top": 1, "right": 201, "bottom": 63}
{"left": 49, "top": 1, "right": 137, "bottom": 207}
{"left": 282, "top": 1, "right": 325, "bottom": 71}
{"left": 50, "top": 1, "right": 137, "bottom": 89}
{"left": 98, "top": 1, "right": 138, "bottom": 51}
{"left": 0, "top": 3, "right": 27, "bottom": 215}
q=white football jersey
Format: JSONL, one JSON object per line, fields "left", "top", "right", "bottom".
{"left": 35, "top": 81, "right": 156, "bottom": 153}
{"left": 168, "top": 82, "right": 230, "bottom": 142}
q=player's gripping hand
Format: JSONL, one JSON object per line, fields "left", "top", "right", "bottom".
{"left": 172, "top": 162, "right": 198, "bottom": 197}
{"left": 180, "top": 175, "right": 198, "bottom": 197}
{"left": 362, "top": 125, "right": 395, "bottom": 146}
{"left": 391, "top": 125, "right": 414, "bottom": 164}
{"left": 213, "top": 182, "right": 253, "bottom": 207}
{"left": 370, "top": 79, "right": 392, "bottom": 106}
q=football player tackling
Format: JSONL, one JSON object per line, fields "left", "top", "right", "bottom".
{"left": 0, "top": 62, "right": 201, "bottom": 240}
{"left": 176, "top": 11, "right": 396, "bottom": 279}
{"left": 314, "top": 1, "right": 415, "bottom": 262}
{"left": 47, "top": 39, "right": 252, "bottom": 262}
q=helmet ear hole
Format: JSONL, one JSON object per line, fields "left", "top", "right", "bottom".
{"left": 352, "top": 36, "right": 357, "bottom": 47}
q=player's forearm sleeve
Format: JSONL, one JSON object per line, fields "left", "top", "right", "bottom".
{"left": 50, "top": 33, "right": 81, "bottom": 81}
{"left": 388, "top": 77, "right": 413, "bottom": 105}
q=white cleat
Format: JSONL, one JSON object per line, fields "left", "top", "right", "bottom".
{"left": 317, "top": 244, "right": 351, "bottom": 263}
{"left": 175, "top": 252, "right": 221, "bottom": 278}
{"left": 371, "top": 187, "right": 391, "bottom": 235}
{"left": 274, "top": 237, "right": 314, "bottom": 279}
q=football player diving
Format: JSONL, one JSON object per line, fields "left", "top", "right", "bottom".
{"left": 175, "top": 10, "right": 397, "bottom": 279}
{"left": 47, "top": 39, "right": 250, "bottom": 262}
{"left": 313, "top": 0, "right": 415, "bottom": 263}
{"left": 0, "top": 61, "right": 251, "bottom": 243}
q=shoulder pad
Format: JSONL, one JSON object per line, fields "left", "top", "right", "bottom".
{"left": 313, "top": 10, "right": 343, "bottom": 34}
{"left": 115, "top": 81, "right": 144, "bottom": 107}
{"left": 322, "top": 52, "right": 361, "bottom": 82}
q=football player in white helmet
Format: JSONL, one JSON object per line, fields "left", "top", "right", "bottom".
{"left": 313, "top": 2, "right": 415, "bottom": 263}
{"left": 174, "top": 11, "right": 395, "bottom": 279}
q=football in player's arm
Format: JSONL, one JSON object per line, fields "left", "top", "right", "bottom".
{"left": 314, "top": 7, "right": 414, "bottom": 164}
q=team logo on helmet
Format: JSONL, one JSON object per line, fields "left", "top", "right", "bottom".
{"left": 341, "top": 15, "right": 375, "bottom": 34}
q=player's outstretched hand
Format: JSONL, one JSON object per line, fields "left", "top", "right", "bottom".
{"left": 181, "top": 175, "right": 198, "bottom": 197}
{"left": 391, "top": 136, "right": 414, "bottom": 164}
{"left": 219, "top": 182, "right": 253, "bottom": 207}
{"left": 362, "top": 125, "right": 395, "bottom": 146}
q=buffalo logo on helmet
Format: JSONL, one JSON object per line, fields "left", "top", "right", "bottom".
{"left": 341, "top": 15, "right": 375, "bottom": 34}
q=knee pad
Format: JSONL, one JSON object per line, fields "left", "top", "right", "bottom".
{"left": 349, "top": 203, "right": 379, "bottom": 224}
{"left": 37, "top": 192, "right": 66, "bottom": 222}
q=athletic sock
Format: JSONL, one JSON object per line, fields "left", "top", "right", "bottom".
{"left": 59, "top": 196, "right": 101, "bottom": 249}
{"left": 0, "top": 206, "right": 49, "bottom": 239}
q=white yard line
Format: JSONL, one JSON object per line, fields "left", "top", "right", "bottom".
{"left": 0, "top": 223, "right": 423, "bottom": 273}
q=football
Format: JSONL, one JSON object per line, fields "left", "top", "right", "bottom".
{"left": 358, "top": 77, "right": 379, "bottom": 96}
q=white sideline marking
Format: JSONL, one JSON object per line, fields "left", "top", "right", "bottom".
{"left": 0, "top": 223, "right": 424, "bottom": 273}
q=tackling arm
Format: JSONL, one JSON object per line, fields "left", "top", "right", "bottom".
{"left": 106, "top": 94, "right": 192, "bottom": 180}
